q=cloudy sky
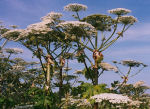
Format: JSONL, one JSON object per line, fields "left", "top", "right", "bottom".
{"left": 0, "top": 0, "right": 150, "bottom": 87}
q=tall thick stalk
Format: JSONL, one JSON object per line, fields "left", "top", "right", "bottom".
{"left": 44, "top": 54, "right": 53, "bottom": 109}
{"left": 95, "top": 32, "right": 98, "bottom": 49}
{"left": 58, "top": 45, "right": 65, "bottom": 103}
{"left": 59, "top": 66, "right": 63, "bottom": 103}
{"left": 93, "top": 59, "right": 99, "bottom": 109}
{"left": 46, "top": 57, "right": 51, "bottom": 90}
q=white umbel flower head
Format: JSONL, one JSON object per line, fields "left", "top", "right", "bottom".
{"left": 62, "top": 95, "right": 91, "bottom": 108}
{"left": 58, "top": 21, "right": 94, "bottom": 27}
{"left": 99, "top": 62, "right": 118, "bottom": 72}
{"left": 133, "top": 81, "right": 145, "bottom": 88}
{"left": 64, "top": 3, "right": 87, "bottom": 12}
{"left": 91, "top": 93, "right": 132, "bottom": 104}
{"left": 12, "top": 65, "right": 25, "bottom": 71}
{"left": 121, "top": 60, "right": 146, "bottom": 67}
{"left": 2, "top": 29, "right": 24, "bottom": 41}
{"left": 118, "top": 16, "right": 137, "bottom": 25}
{"left": 57, "top": 21, "right": 96, "bottom": 37}
{"left": 5, "top": 48, "right": 23, "bottom": 54}
{"left": 76, "top": 99, "right": 91, "bottom": 107}
{"left": 108, "top": 8, "right": 131, "bottom": 15}
{"left": 63, "top": 67, "right": 72, "bottom": 71}
{"left": 27, "top": 21, "right": 52, "bottom": 34}
{"left": 41, "top": 11, "right": 62, "bottom": 21}
{"left": 18, "top": 21, "right": 53, "bottom": 39}
{"left": 73, "top": 70, "right": 83, "bottom": 74}
{"left": 129, "top": 100, "right": 142, "bottom": 106}
{"left": 9, "top": 25, "right": 18, "bottom": 29}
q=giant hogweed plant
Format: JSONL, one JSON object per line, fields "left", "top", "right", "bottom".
{"left": 60, "top": 3, "right": 137, "bottom": 109}
{"left": 62, "top": 3, "right": 137, "bottom": 86}
{"left": 1, "top": 12, "right": 79, "bottom": 108}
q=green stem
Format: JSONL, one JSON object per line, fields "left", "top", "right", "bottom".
{"left": 126, "top": 66, "right": 132, "bottom": 77}
{"left": 98, "top": 69, "right": 104, "bottom": 77}
{"left": 103, "top": 16, "right": 119, "bottom": 46}
{"left": 59, "top": 44, "right": 64, "bottom": 103}
{"left": 55, "top": 46, "right": 68, "bottom": 59}
{"left": 95, "top": 32, "right": 98, "bottom": 49}
{"left": 1, "top": 39, "right": 8, "bottom": 48}
{"left": 7, "top": 53, "right": 12, "bottom": 59}
{"left": 47, "top": 63, "right": 51, "bottom": 89}
{"left": 35, "top": 38, "right": 47, "bottom": 78}
{"left": 130, "top": 66, "right": 145, "bottom": 78}
{"left": 98, "top": 32, "right": 105, "bottom": 50}
{"left": 100, "top": 35, "right": 120, "bottom": 52}
{"left": 93, "top": 61, "right": 99, "bottom": 85}
{"left": 76, "top": 12, "right": 81, "bottom": 20}
{"left": 77, "top": 42, "right": 94, "bottom": 84}
{"left": 101, "top": 24, "right": 126, "bottom": 52}
{"left": 50, "top": 44, "right": 62, "bottom": 54}
{"left": 85, "top": 54, "right": 93, "bottom": 66}
{"left": 114, "top": 63, "right": 125, "bottom": 76}
{"left": 124, "top": 24, "right": 132, "bottom": 32}
{"left": 93, "top": 59, "right": 99, "bottom": 109}
{"left": 88, "top": 37, "right": 95, "bottom": 49}
{"left": 79, "top": 41, "right": 93, "bottom": 52}
{"left": 117, "top": 67, "right": 132, "bottom": 90}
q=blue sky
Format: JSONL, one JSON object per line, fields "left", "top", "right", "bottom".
{"left": 0, "top": 0, "right": 150, "bottom": 88}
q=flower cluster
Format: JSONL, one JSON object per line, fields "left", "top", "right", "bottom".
{"left": 15, "top": 105, "right": 33, "bottom": 109}
{"left": 62, "top": 96, "right": 91, "bottom": 108}
{"left": 5, "top": 48, "right": 23, "bottom": 54}
{"left": 73, "top": 70, "right": 83, "bottom": 74}
{"left": 12, "top": 65, "right": 25, "bottom": 71}
{"left": 41, "top": 11, "right": 62, "bottom": 21}
{"left": 64, "top": 3, "right": 87, "bottom": 12}
{"left": 58, "top": 21, "right": 94, "bottom": 28}
{"left": 63, "top": 67, "right": 72, "bottom": 71}
{"left": 17, "top": 12, "right": 62, "bottom": 40}
{"left": 133, "top": 81, "right": 145, "bottom": 88}
{"left": 19, "top": 21, "right": 53, "bottom": 39}
{"left": 118, "top": 16, "right": 137, "bottom": 25}
{"left": 2, "top": 29, "right": 24, "bottom": 41}
{"left": 9, "top": 25, "right": 18, "bottom": 29}
{"left": 57, "top": 21, "right": 96, "bottom": 37}
{"left": 108, "top": 8, "right": 131, "bottom": 15}
{"left": 133, "top": 80, "right": 149, "bottom": 89}
{"left": 91, "top": 93, "right": 132, "bottom": 104}
{"left": 129, "top": 100, "right": 142, "bottom": 106}
{"left": 99, "top": 62, "right": 118, "bottom": 72}
{"left": 121, "top": 60, "right": 146, "bottom": 67}
{"left": 76, "top": 99, "right": 91, "bottom": 107}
